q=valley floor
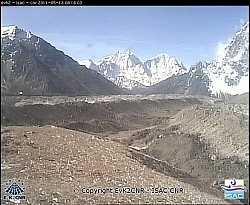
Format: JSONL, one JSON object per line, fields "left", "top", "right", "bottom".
{"left": 1, "top": 94, "right": 249, "bottom": 204}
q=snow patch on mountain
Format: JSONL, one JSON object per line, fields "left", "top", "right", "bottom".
{"left": 2, "top": 25, "right": 33, "bottom": 40}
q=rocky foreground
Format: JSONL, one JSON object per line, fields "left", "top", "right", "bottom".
{"left": 1, "top": 93, "right": 248, "bottom": 204}
{"left": 1, "top": 126, "right": 241, "bottom": 204}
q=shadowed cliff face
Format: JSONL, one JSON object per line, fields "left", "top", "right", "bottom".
{"left": 140, "top": 71, "right": 211, "bottom": 96}
{"left": 1, "top": 26, "right": 125, "bottom": 96}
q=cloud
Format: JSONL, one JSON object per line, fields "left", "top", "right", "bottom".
{"left": 215, "top": 19, "right": 248, "bottom": 62}
{"left": 215, "top": 41, "right": 228, "bottom": 61}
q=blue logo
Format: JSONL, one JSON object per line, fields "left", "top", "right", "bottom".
{"left": 220, "top": 178, "right": 247, "bottom": 199}
{"left": 3, "top": 179, "right": 26, "bottom": 201}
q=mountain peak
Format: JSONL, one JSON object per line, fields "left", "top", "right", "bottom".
{"left": 1, "top": 26, "right": 124, "bottom": 96}
{"left": 113, "top": 50, "right": 123, "bottom": 55}
{"left": 126, "top": 50, "right": 134, "bottom": 55}
{"left": 1, "top": 25, "right": 33, "bottom": 39}
{"left": 112, "top": 50, "right": 134, "bottom": 56}
{"left": 80, "top": 50, "right": 187, "bottom": 90}
{"left": 153, "top": 52, "right": 171, "bottom": 59}
{"left": 235, "top": 20, "right": 249, "bottom": 37}
{"left": 242, "top": 20, "right": 249, "bottom": 31}
{"left": 2, "top": 25, "right": 18, "bottom": 36}
{"left": 192, "top": 20, "right": 249, "bottom": 96}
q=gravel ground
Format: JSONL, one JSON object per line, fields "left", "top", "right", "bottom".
{"left": 1, "top": 126, "right": 240, "bottom": 205}
{"left": 1, "top": 94, "right": 248, "bottom": 204}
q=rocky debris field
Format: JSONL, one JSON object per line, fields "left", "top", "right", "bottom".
{"left": 1, "top": 126, "right": 242, "bottom": 205}
{"left": 169, "top": 104, "right": 249, "bottom": 163}
{"left": 1, "top": 94, "right": 249, "bottom": 204}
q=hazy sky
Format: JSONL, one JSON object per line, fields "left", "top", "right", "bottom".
{"left": 1, "top": 6, "right": 249, "bottom": 68}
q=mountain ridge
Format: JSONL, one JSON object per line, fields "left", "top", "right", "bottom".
{"left": 1, "top": 25, "right": 125, "bottom": 96}
{"left": 79, "top": 20, "right": 249, "bottom": 97}
{"left": 79, "top": 50, "right": 188, "bottom": 90}
{"left": 2, "top": 20, "right": 249, "bottom": 97}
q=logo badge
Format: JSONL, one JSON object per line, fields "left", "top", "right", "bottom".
{"left": 3, "top": 178, "right": 26, "bottom": 201}
{"left": 220, "top": 178, "right": 247, "bottom": 199}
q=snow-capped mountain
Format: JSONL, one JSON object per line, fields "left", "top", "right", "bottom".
{"left": 190, "top": 20, "right": 249, "bottom": 97}
{"left": 1, "top": 26, "right": 124, "bottom": 96}
{"left": 142, "top": 20, "right": 249, "bottom": 97}
{"left": 79, "top": 50, "right": 187, "bottom": 90}
{"left": 2, "top": 19, "right": 248, "bottom": 97}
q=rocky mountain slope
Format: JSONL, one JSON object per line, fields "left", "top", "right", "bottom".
{"left": 142, "top": 20, "right": 249, "bottom": 97}
{"left": 1, "top": 26, "right": 125, "bottom": 96}
{"left": 79, "top": 50, "right": 187, "bottom": 90}
{"left": 2, "top": 20, "right": 248, "bottom": 97}
{"left": 80, "top": 20, "right": 249, "bottom": 97}
{"left": 140, "top": 71, "right": 211, "bottom": 96}
{"left": 198, "top": 20, "right": 249, "bottom": 97}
